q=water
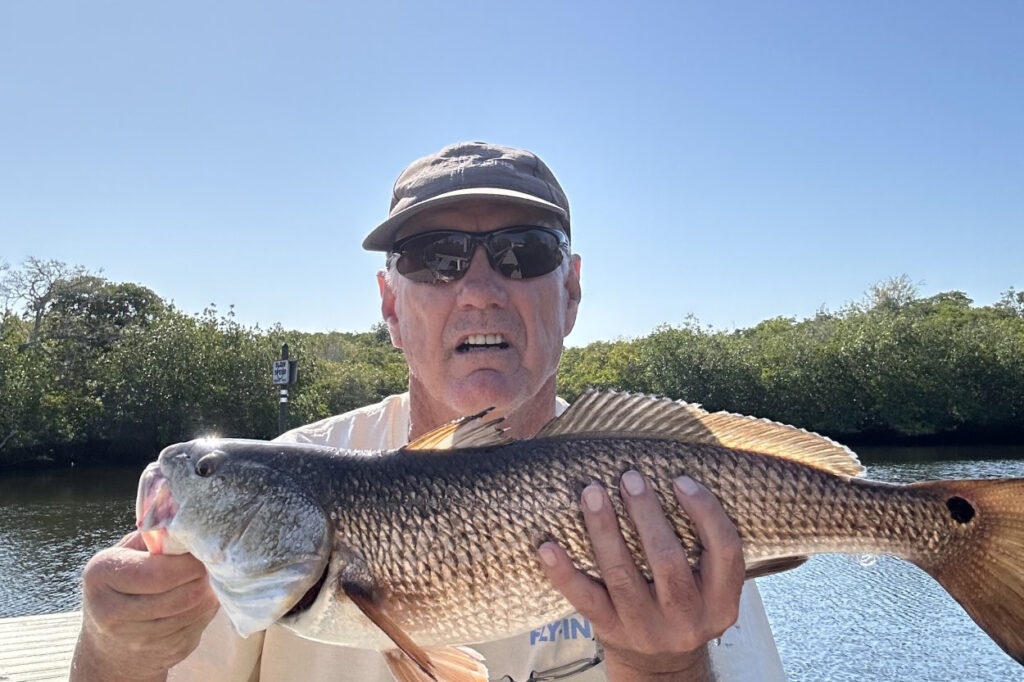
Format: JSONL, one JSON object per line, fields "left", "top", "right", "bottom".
{"left": 0, "top": 466, "right": 137, "bottom": 617}
{"left": 1, "top": 447, "right": 1022, "bottom": 679}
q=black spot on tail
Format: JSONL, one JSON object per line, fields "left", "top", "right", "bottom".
{"left": 947, "top": 496, "right": 975, "bottom": 524}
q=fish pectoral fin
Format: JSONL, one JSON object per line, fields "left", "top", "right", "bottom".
{"left": 744, "top": 555, "right": 809, "bottom": 579}
{"left": 384, "top": 646, "right": 488, "bottom": 682}
{"left": 341, "top": 577, "right": 436, "bottom": 679}
{"left": 402, "top": 408, "right": 511, "bottom": 452}
{"left": 343, "top": 574, "right": 490, "bottom": 682}
{"left": 335, "top": 542, "right": 488, "bottom": 681}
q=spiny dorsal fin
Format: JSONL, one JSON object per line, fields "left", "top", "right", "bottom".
{"left": 402, "top": 408, "right": 511, "bottom": 452}
{"left": 537, "top": 390, "right": 864, "bottom": 477}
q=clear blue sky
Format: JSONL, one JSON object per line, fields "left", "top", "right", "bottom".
{"left": 2, "top": 1, "right": 1021, "bottom": 346}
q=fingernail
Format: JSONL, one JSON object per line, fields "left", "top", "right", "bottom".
{"left": 538, "top": 545, "right": 558, "bottom": 567}
{"left": 582, "top": 484, "right": 604, "bottom": 512}
{"left": 622, "top": 470, "right": 645, "bottom": 496}
{"left": 675, "top": 475, "right": 699, "bottom": 495}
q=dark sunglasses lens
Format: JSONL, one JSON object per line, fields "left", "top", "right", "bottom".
{"left": 394, "top": 233, "right": 473, "bottom": 283}
{"left": 488, "top": 228, "right": 565, "bottom": 280}
{"left": 393, "top": 227, "right": 566, "bottom": 283}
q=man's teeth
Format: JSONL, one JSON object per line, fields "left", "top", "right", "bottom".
{"left": 466, "top": 334, "right": 506, "bottom": 346}
{"left": 457, "top": 334, "right": 509, "bottom": 351}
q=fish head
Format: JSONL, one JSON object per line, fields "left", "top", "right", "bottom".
{"left": 136, "top": 438, "right": 333, "bottom": 637}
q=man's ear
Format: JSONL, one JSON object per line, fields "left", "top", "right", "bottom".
{"left": 377, "top": 270, "right": 403, "bottom": 349}
{"left": 563, "top": 254, "right": 582, "bottom": 337}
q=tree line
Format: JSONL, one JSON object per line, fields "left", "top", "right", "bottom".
{"left": 1, "top": 260, "right": 1021, "bottom": 468}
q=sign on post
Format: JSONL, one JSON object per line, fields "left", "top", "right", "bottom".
{"left": 272, "top": 360, "right": 292, "bottom": 385}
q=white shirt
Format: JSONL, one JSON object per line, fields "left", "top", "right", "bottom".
{"left": 170, "top": 393, "right": 786, "bottom": 681}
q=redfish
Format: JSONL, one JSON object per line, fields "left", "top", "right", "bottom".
{"left": 136, "top": 390, "right": 1024, "bottom": 680}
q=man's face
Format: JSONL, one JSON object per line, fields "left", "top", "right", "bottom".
{"left": 378, "top": 200, "right": 582, "bottom": 420}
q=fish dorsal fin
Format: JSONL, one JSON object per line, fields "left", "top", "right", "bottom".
{"left": 537, "top": 390, "right": 864, "bottom": 477}
{"left": 402, "top": 408, "right": 512, "bottom": 452}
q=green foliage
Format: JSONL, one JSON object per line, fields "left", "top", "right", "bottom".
{"left": 0, "top": 257, "right": 1020, "bottom": 467}
{"left": 0, "top": 260, "right": 408, "bottom": 467}
{"left": 995, "top": 287, "right": 1024, "bottom": 317}
{"left": 100, "top": 306, "right": 278, "bottom": 447}
{"left": 273, "top": 329, "right": 407, "bottom": 428}
{"left": 558, "top": 340, "right": 644, "bottom": 401}
{"left": 557, "top": 278, "right": 1024, "bottom": 441}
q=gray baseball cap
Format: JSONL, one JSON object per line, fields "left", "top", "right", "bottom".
{"left": 362, "top": 141, "right": 570, "bottom": 252}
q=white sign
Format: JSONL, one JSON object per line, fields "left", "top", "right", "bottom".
{"left": 272, "top": 360, "right": 291, "bottom": 385}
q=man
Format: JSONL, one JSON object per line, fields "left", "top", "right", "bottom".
{"left": 72, "top": 142, "right": 785, "bottom": 681}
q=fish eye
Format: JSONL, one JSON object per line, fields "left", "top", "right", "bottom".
{"left": 195, "top": 454, "right": 219, "bottom": 477}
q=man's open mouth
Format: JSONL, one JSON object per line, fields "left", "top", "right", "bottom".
{"left": 456, "top": 333, "right": 510, "bottom": 353}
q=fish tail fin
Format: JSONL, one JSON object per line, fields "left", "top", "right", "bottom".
{"left": 910, "top": 478, "right": 1024, "bottom": 664}
{"left": 384, "top": 646, "right": 488, "bottom": 682}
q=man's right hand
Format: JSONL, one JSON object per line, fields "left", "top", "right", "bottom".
{"left": 71, "top": 531, "right": 220, "bottom": 682}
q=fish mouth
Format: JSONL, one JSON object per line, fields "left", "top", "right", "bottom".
{"left": 455, "top": 332, "right": 511, "bottom": 353}
{"left": 136, "top": 462, "right": 180, "bottom": 554}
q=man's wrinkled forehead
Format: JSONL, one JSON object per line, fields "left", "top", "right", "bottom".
{"left": 393, "top": 199, "right": 566, "bottom": 244}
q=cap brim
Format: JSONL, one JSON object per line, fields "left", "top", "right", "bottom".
{"left": 362, "top": 187, "right": 568, "bottom": 251}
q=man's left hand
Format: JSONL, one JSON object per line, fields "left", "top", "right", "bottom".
{"left": 537, "top": 472, "right": 745, "bottom": 681}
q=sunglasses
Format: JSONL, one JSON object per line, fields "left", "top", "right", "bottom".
{"left": 388, "top": 225, "right": 569, "bottom": 284}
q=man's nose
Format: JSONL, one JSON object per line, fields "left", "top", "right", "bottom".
{"left": 455, "top": 246, "right": 508, "bottom": 310}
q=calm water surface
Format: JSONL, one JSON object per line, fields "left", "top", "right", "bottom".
{"left": 0, "top": 466, "right": 137, "bottom": 616}
{"left": 1, "top": 445, "right": 1022, "bottom": 680}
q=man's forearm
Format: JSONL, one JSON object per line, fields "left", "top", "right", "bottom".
{"left": 604, "top": 645, "right": 713, "bottom": 682}
{"left": 70, "top": 631, "right": 169, "bottom": 682}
